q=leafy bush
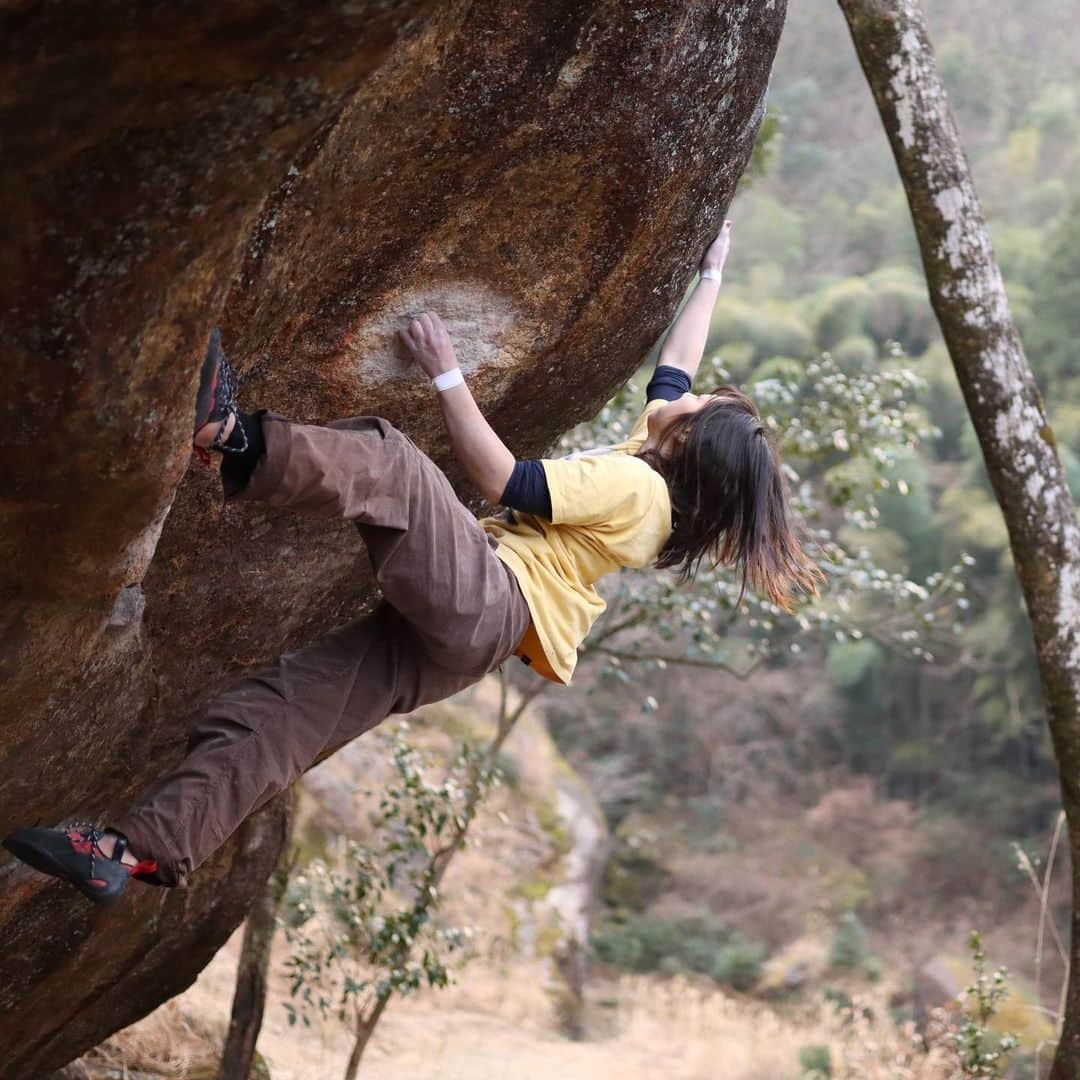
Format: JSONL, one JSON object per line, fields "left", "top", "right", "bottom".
{"left": 957, "top": 932, "right": 1019, "bottom": 1078}
{"left": 708, "top": 299, "right": 813, "bottom": 363}
{"left": 866, "top": 272, "right": 936, "bottom": 355}
{"left": 1049, "top": 400, "right": 1080, "bottom": 451}
{"left": 1029, "top": 195, "right": 1080, "bottom": 377}
{"left": 708, "top": 296, "right": 756, "bottom": 344}
{"left": 492, "top": 750, "right": 520, "bottom": 790}
{"left": 591, "top": 914, "right": 690, "bottom": 974}
{"left": 914, "top": 344, "right": 968, "bottom": 459}
{"left": 747, "top": 310, "right": 815, "bottom": 361}
{"left": 873, "top": 448, "right": 938, "bottom": 577}
{"left": 1060, "top": 443, "right": 1080, "bottom": 503}
{"left": 848, "top": 201, "right": 894, "bottom": 270}
{"left": 748, "top": 356, "right": 804, "bottom": 386}
{"left": 780, "top": 140, "right": 838, "bottom": 186}
{"left": 732, "top": 192, "right": 806, "bottom": 272}
{"left": 682, "top": 933, "right": 728, "bottom": 976}
{"left": 590, "top": 920, "right": 649, "bottom": 972}
{"left": 937, "top": 34, "right": 992, "bottom": 121}
{"left": 990, "top": 222, "right": 1045, "bottom": 290}
{"left": 1029, "top": 83, "right": 1077, "bottom": 139}
{"left": 826, "top": 640, "right": 884, "bottom": 690}
{"left": 798, "top": 1044, "right": 832, "bottom": 1077}
{"left": 832, "top": 334, "right": 877, "bottom": 373}
{"left": 862, "top": 954, "right": 884, "bottom": 983}
{"left": 828, "top": 912, "right": 870, "bottom": 971}
{"left": 591, "top": 912, "right": 767, "bottom": 991}
{"left": 600, "top": 840, "right": 672, "bottom": 912}
{"left": 710, "top": 939, "right": 767, "bottom": 991}
{"left": 814, "top": 278, "right": 874, "bottom": 350}
{"left": 283, "top": 727, "right": 488, "bottom": 1033}
{"left": 1027, "top": 177, "right": 1069, "bottom": 224}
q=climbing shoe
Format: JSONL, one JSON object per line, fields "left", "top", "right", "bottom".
{"left": 193, "top": 326, "right": 248, "bottom": 464}
{"left": 2, "top": 824, "right": 157, "bottom": 907}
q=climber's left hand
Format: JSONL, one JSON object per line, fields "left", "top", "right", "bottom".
{"left": 701, "top": 220, "right": 733, "bottom": 273}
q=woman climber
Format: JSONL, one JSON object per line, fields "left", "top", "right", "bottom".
{"left": 4, "top": 221, "right": 820, "bottom": 904}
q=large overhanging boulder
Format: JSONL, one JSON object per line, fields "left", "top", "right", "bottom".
{"left": 0, "top": 2, "right": 786, "bottom": 1074}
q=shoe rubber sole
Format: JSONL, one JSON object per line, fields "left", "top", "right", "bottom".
{"left": 3, "top": 827, "right": 128, "bottom": 906}
{"left": 193, "top": 327, "right": 223, "bottom": 436}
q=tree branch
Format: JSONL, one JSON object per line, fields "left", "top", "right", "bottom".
{"left": 585, "top": 644, "right": 769, "bottom": 679}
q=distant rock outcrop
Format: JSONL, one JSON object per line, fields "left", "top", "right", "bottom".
{"left": 0, "top": 2, "right": 786, "bottom": 1075}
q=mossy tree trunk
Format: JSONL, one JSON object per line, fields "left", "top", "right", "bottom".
{"left": 836, "top": 1, "right": 1080, "bottom": 1074}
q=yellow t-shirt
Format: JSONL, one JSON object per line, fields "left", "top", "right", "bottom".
{"left": 480, "top": 399, "right": 672, "bottom": 684}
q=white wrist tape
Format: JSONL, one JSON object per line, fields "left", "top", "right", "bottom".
{"left": 432, "top": 367, "right": 465, "bottom": 392}
{"left": 700, "top": 268, "right": 723, "bottom": 284}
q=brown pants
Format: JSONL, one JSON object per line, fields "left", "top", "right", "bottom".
{"left": 114, "top": 416, "right": 531, "bottom": 886}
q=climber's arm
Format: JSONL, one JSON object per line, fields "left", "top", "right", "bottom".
{"left": 399, "top": 312, "right": 515, "bottom": 504}
{"left": 434, "top": 383, "right": 517, "bottom": 505}
{"left": 655, "top": 220, "right": 732, "bottom": 382}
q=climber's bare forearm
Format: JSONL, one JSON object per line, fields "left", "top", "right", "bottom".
{"left": 400, "top": 311, "right": 515, "bottom": 504}
{"left": 437, "top": 383, "right": 515, "bottom": 504}
{"left": 656, "top": 220, "right": 733, "bottom": 383}
{"left": 657, "top": 277, "right": 722, "bottom": 381}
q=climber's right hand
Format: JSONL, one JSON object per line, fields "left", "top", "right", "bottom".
{"left": 400, "top": 311, "right": 458, "bottom": 379}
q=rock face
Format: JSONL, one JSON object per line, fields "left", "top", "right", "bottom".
{"left": 0, "top": 2, "right": 786, "bottom": 1075}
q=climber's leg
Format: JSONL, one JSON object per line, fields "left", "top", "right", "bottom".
{"left": 3, "top": 346, "right": 534, "bottom": 901}
{"left": 232, "top": 414, "right": 530, "bottom": 676}
{"left": 8, "top": 565, "right": 525, "bottom": 899}
{"left": 110, "top": 604, "right": 493, "bottom": 888}
{"left": 110, "top": 418, "right": 531, "bottom": 887}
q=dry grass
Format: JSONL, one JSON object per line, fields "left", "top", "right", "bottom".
{"left": 78, "top": 928, "right": 967, "bottom": 1080}
{"left": 602, "top": 979, "right": 962, "bottom": 1080}
{"left": 77, "top": 998, "right": 226, "bottom": 1077}
{"left": 72, "top": 679, "right": 1050, "bottom": 1080}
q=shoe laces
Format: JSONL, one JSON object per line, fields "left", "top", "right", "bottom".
{"left": 211, "top": 357, "right": 249, "bottom": 456}
{"left": 68, "top": 821, "right": 110, "bottom": 881}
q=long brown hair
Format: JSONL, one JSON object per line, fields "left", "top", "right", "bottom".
{"left": 638, "top": 386, "right": 822, "bottom": 611}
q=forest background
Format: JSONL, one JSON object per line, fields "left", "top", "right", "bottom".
{"left": 534, "top": 0, "right": 1080, "bottom": 1068}
{"left": 697, "top": 0, "right": 1079, "bottom": 904}
{"left": 77, "top": 1, "right": 1080, "bottom": 1077}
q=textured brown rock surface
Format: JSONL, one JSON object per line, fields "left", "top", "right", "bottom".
{"left": 0, "top": 2, "right": 785, "bottom": 1075}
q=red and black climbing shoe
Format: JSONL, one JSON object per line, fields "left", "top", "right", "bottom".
{"left": 2, "top": 824, "right": 158, "bottom": 907}
{"left": 193, "top": 326, "right": 248, "bottom": 465}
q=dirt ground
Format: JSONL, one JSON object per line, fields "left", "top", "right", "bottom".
{"left": 82, "top": 924, "right": 875, "bottom": 1080}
